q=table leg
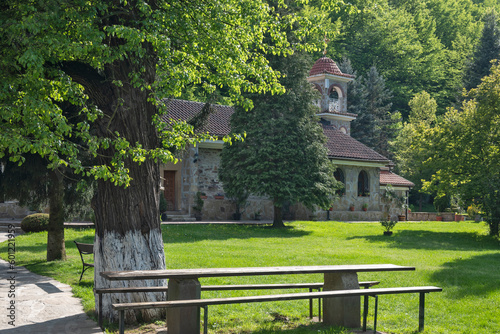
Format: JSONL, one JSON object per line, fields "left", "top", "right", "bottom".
{"left": 323, "top": 272, "right": 360, "bottom": 328}
{"left": 166, "top": 278, "right": 201, "bottom": 334}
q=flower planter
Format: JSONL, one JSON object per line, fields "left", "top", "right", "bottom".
{"left": 214, "top": 196, "right": 224, "bottom": 200}
{"left": 436, "top": 216, "right": 443, "bottom": 221}
{"left": 349, "top": 206, "right": 354, "bottom": 211}
{"left": 383, "top": 231, "right": 393, "bottom": 236}
{"left": 398, "top": 215, "right": 406, "bottom": 221}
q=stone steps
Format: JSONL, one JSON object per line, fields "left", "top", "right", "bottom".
{"left": 0, "top": 220, "right": 22, "bottom": 233}
{"left": 163, "top": 211, "right": 196, "bottom": 222}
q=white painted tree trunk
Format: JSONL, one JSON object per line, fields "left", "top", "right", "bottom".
{"left": 94, "top": 229, "right": 167, "bottom": 323}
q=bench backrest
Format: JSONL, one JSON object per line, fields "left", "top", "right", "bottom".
{"left": 74, "top": 241, "right": 94, "bottom": 255}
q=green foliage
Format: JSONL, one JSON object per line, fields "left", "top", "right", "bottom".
{"left": 0, "top": 0, "right": 337, "bottom": 186}
{"left": 463, "top": 9, "right": 500, "bottom": 90}
{"left": 328, "top": 0, "right": 483, "bottom": 116}
{"left": 379, "top": 218, "right": 397, "bottom": 232}
{"left": 422, "top": 62, "right": 500, "bottom": 236}
{"left": 350, "top": 65, "right": 397, "bottom": 158}
{"left": 159, "top": 192, "right": 168, "bottom": 214}
{"left": 391, "top": 91, "right": 437, "bottom": 197}
{"left": 220, "top": 48, "right": 340, "bottom": 226}
{"left": 433, "top": 194, "right": 450, "bottom": 213}
{"left": 192, "top": 191, "right": 204, "bottom": 213}
{"left": 0, "top": 155, "right": 94, "bottom": 220}
{"left": 21, "top": 213, "right": 50, "bottom": 233}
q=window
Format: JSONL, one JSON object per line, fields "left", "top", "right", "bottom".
{"left": 334, "top": 168, "right": 345, "bottom": 195}
{"left": 329, "top": 89, "right": 339, "bottom": 100}
{"left": 358, "top": 170, "right": 369, "bottom": 196}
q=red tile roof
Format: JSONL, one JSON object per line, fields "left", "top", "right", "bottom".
{"left": 162, "top": 99, "right": 233, "bottom": 136}
{"left": 163, "top": 99, "right": 391, "bottom": 163}
{"left": 309, "top": 57, "right": 355, "bottom": 78}
{"left": 380, "top": 170, "right": 415, "bottom": 187}
{"left": 322, "top": 125, "right": 390, "bottom": 163}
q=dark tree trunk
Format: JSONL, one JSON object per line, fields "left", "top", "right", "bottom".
{"left": 47, "top": 169, "right": 66, "bottom": 261}
{"left": 64, "top": 54, "right": 166, "bottom": 322}
{"left": 272, "top": 204, "right": 285, "bottom": 228}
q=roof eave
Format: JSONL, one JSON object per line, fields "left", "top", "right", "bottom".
{"left": 307, "top": 73, "right": 354, "bottom": 83}
{"left": 330, "top": 157, "right": 390, "bottom": 168}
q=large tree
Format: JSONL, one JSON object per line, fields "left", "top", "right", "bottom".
{"left": 327, "top": 0, "right": 482, "bottom": 116}
{"left": 391, "top": 91, "right": 438, "bottom": 210}
{"left": 0, "top": 0, "right": 335, "bottom": 321}
{"left": 422, "top": 62, "right": 500, "bottom": 236}
{"left": 463, "top": 9, "right": 500, "bottom": 91}
{"left": 220, "top": 49, "right": 339, "bottom": 228}
{"left": 350, "top": 66, "right": 397, "bottom": 158}
{"left": 0, "top": 155, "right": 93, "bottom": 261}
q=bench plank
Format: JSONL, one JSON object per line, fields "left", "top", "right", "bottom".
{"left": 101, "top": 264, "right": 414, "bottom": 280}
{"left": 113, "top": 286, "right": 441, "bottom": 310}
{"left": 113, "top": 286, "right": 441, "bottom": 334}
{"left": 96, "top": 281, "right": 379, "bottom": 327}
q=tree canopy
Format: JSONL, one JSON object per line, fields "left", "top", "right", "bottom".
{"left": 220, "top": 49, "right": 339, "bottom": 227}
{"left": 0, "top": 0, "right": 319, "bottom": 184}
{"left": 422, "top": 63, "right": 500, "bottom": 236}
{"left": 0, "top": 0, "right": 348, "bottom": 321}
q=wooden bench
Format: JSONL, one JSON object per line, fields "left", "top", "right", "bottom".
{"left": 74, "top": 241, "right": 94, "bottom": 282}
{"left": 96, "top": 281, "right": 380, "bottom": 328}
{"left": 112, "top": 286, "right": 441, "bottom": 334}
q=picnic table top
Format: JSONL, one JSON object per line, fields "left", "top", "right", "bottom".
{"left": 100, "top": 264, "right": 415, "bottom": 281}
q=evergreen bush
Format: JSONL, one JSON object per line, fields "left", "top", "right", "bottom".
{"left": 21, "top": 213, "right": 49, "bottom": 232}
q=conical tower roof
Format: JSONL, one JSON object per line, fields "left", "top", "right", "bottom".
{"left": 309, "top": 57, "right": 354, "bottom": 78}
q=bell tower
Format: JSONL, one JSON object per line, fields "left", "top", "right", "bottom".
{"left": 307, "top": 56, "right": 356, "bottom": 134}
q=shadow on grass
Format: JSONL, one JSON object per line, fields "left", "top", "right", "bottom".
{"left": 430, "top": 252, "right": 500, "bottom": 298}
{"left": 348, "top": 229, "right": 499, "bottom": 251}
{"left": 162, "top": 223, "right": 310, "bottom": 244}
{"left": 240, "top": 323, "right": 351, "bottom": 334}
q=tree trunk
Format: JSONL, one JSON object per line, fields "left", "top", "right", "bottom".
{"left": 272, "top": 204, "right": 285, "bottom": 228}
{"left": 89, "top": 57, "right": 166, "bottom": 323}
{"left": 47, "top": 169, "right": 66, "bottom": 261}
{"left": 63, "top": 44, "right": 168, "bottom": 323}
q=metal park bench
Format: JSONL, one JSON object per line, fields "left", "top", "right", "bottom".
{"left": 74, "top": 241, "right": 94, "bottom": 282}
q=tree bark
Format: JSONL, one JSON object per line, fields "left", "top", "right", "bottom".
{"left": 272, "top": 204, "right": 285, "bottom": 228}
{"left": 65, "top": 54, "right": 167, "bottom": 322}
{"left": 47, "top": 169, "right": 66, "bottom": 261}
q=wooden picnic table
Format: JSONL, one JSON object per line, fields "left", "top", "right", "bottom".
{"left": 101, "top": 264, "right": 415, "bottom": 334}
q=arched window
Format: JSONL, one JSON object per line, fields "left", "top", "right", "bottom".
{"left": 334, "top": 168, "right": 345, "bottom": 196}
{"left": 329, "top": 89, "right": 339, "bottom": 101}
{"left": 358, "top": 170, "right": 370, "bottom": 196}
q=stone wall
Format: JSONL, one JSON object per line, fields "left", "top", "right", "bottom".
{"left": 166, "top": 146, "right": 408, "bottom": 222}
{"left": 408, "top": 212, "right": 455, "bottom": 222}
{"left": 0, "top": 201, "right": 31, "bottom": 219}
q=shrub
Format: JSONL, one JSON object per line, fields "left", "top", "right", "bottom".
{"left": 21, "top": 213, "right": 50, "bottom": 233}
{"left": 380, "top": 218, "right": 397, "bottom": 232}
{"left": 159, "top": 192, "right": 168, "bottom": 214}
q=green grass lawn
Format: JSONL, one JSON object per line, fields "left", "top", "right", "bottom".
{"left": 1, "top": 221, "right": 499, "bottom": 333}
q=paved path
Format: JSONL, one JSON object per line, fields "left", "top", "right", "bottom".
{"left": 0, "top": 232, "right": 103, "bottom": 334}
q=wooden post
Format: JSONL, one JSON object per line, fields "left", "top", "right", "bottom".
{"left": 323, "top": 272, "right": 360, "bottom": 328}
{"left": 167, "top": 278, "right": 201, "bottom": 334}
